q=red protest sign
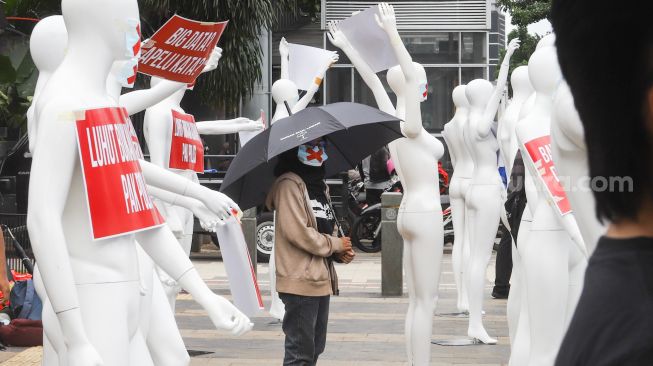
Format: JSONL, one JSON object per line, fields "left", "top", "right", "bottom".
{"left": 524, "top": 135, "right": 572, "bottom": 216}
{"left": 169, "top": 110, "right": 204, "bottom": 173}
{"left": 76, "top": 107, "right": 165, "bottom": 240}
{"left": 139, "top": 15, "right": 228, "bottom": 84}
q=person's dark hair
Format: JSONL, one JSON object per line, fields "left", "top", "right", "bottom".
{"left": 551, "top": 0, "right": 653, "bottom": 222}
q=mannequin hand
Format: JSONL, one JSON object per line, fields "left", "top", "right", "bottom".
{"left": 204, "top": 191, "right": 240, "bottom": 221}
{"left": 316, "top": 52, "right": 339, "bottom": 80}
{"left": 67, "top": 341, "right": 104, "bottom": 366}
{"left": 279, "top": 37, "right": 289, "bottom": 60}
{"left": 375, "top": 3, "right": 398, "bottom": 35}
{"left": 327, "top": 21, "right": 351, "bottom": 50}
{"left": 190, "top": 202, "right": 223, "bottom": 233}
{"left": 202, "top": 47, "right": 223, "bottom": 73}
{"left": 231, "top": 117, "right": 252, "bottom": 124}
{"left": 506, "top": 38, "right": 520, "bottom": 57}
{"left": 206, "top": 294, "right": 253, "bottom": 336}
{"left": 241, "top": 119, "right": 265, "bottom": 132}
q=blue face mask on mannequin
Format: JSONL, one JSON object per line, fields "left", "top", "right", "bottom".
{"left": 298, "top": 140, "right": 328, "bottom": 167}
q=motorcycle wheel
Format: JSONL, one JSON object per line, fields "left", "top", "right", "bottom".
{"left": 351, "top": 210, "right": 382, "bottom": 253}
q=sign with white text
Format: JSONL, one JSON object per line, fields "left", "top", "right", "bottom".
{"left": 523, "top": 135, "right": 572, "bottom": 216}
{"left": 139, "top": 15, "right": 228, "bottom": 84}
{"left": 169, "top": 110, "right": 204, "bottom": 172}
{"left": 75, "top": 107, "right": 165, "bottom": 240}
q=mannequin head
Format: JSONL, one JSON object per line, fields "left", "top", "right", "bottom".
{"left": 536, "top": 33, "right": 556, "bottom": 49}
{"left": 510, "top": 66, "right": 534, "bottom": 100}
{"left": 271, "top": 79, "right": 300, "bottom": 107}
{"left": 527, "top": 47, "right": 562, "bottom": 97}
{"left": 465, "top": 79, "right": 493, "bottom": 110}
{"left": 62, "top": 0, "right": 140, "bottom": 61}
{"left": 387, "top": 62, "right": 428, "bottom": 102}
{"left": 452, "top": 85, "right": 470, "bottom": 109}
{"left": 30, "top": 16, "right": 67, "bottom": 74}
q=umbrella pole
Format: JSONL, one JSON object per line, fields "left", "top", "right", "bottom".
{"left": 284, "top": 101, "right": 293, "bottom": 116}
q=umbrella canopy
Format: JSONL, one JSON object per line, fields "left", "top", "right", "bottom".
{"left": 220, "top": 102, "right": 402, "bottom": 210}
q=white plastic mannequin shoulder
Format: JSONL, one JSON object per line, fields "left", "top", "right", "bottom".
{"left": 28, "top": 1, "right": 251, "bottom": 365}
{"left": 498, "top": 66, "right": 534, "bottom": 178}
{"left": 442, "top": 85, "right": 473, "bottom": 313}
{"left": 551, "top": 83, "right": 606, "bottom": 254}
{"left": 27, "top": 15, "right": 67, "bottom": 154}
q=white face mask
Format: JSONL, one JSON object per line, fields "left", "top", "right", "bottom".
{"left": 297, "top": 144, "right": 328, "bottom": 167}
{"left": 115, "top": 58, "right": 139, "bottom": 88}
{"left": 124, "top": 19, "right": 141, "bottom": 58}
{"left": 418, "top": 82, "right": 428, "bottom": 101}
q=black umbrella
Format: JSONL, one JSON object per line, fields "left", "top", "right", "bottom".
{"left": 220, "top": 102, "right": 402, "bottom": 210}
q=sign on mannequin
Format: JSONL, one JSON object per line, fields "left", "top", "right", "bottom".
{"left": 169, "top": 110, "right": 204, "bottom": 172}
{"left": 139, "top": 15, "right": 228, "bottom": 84}
{"left": 338, "top": 6, "right": 399, "bottom": 73}
{"left": 239, "top": 110, "right": 266, "bottom": 147}
{"left": 215, "top": 216, "right": 264, "bottom": 317}
{"left": 524, "top": 135, "right": 572, "bottom": 216}
{"left": 288, "top": 43, "right": 336, "bottom": 90}
{"left": 75, "top": 107, "right": 165, "bottom": 240}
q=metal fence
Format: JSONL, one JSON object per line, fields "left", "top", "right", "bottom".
{"left": 0, "top": 214, "right": 34, "bottom": 274}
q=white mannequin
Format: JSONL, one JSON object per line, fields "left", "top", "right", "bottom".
{"left": 265, "top": 40, "right": 338, "bottom": 322}
{"left": 551, "top": 83, "right": 606, "bottom": 254}
{"left": 463, "top": 37, "right": 520, "bottom": 345}
{"left": 442, "top": 85, "right": 472, "bottom": 313}
{"left": 27, "top": 1, "right": 251, "bottom": 365}
{"left": 328, "top": 4, "right": 445, "bottom": 364}
{"left": 143, "top": 76, "right": 263, "bottom": 310}
{"left": 514, "top": 46, "right": 587, "bottom": 366}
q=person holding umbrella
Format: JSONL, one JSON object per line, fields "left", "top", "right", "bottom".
{"left": 266, "top": 138, "right": 354, "bottom": 366}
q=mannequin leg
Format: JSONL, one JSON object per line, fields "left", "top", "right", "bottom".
{"left": 77, "top": 281, "right": 140, "bottom": 366}
{"left": 507, "top": 241, "right": 520, "bottom": 343}
{"left": 399, "top": 211, "right": 443, "bottom": 366}
{"left": 449, "top": 186, "right": 468, "bottom": 312}
{"left": 34, "top": 267, "right": 65, "bottom": 366}
{"left": 129, "top": 330, "right": 155, "bottom": 366}
{"left": 522, "top": 229, "right": 569, "bottom": 366}
{"left": 466, "top": 185, "right": 502, "bottom": 344}
{"left": 268, "top": 243, "right": 285, "bottom": 321}
{"left": 509, "top": 219, "right": 531, "bottom": 366}
{"left": 146, "top": 271, "right": 191, "bottom": 366}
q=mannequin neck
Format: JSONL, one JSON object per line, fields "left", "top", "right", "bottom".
{"left": 511, "top": 92, "right": 531, "bottom": 105}
{"left": 56, "top": 34, "right": 114, "bottom": 97}
{"left": 531, "top": 92, "right": 554, "bottom": 116}
{"left": 395, "top": 94, "right": 406, "bottom": 120}
{"left": 454, "top": 106, "right": 468, "bottom": 119}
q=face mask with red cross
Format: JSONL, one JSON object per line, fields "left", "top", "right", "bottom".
{"left": 297, "top": 140, "right": 328, "bottom": 167}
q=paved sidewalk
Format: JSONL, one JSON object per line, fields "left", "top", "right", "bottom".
{"left": 1, "top": 248, "right": 509, "bottom": 365}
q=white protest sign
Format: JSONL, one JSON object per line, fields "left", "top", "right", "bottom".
{"left": 288, "top": 43, "right": 336, "bottom": 91}
{"left": 215, "top": 216, "right": 264, "bottom": 317}
{"left": 337, "top": 6, "right": 399, "bottom": 73}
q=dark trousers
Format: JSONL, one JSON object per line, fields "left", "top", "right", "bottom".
{"left": 279, "top": 293, "right": 330, "bottom": 366}
{"left": 493, "top": 226, "right": 512, "bottom": 296}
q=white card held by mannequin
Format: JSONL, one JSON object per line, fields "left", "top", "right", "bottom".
{"left": 288, "top": 43, "right": 336, "bottom": 91}
{"left": 215, "top": 216, "right": 264, "bottom": 317}
{"left": 337, "top": 6, "right": 399, "bottom": 73}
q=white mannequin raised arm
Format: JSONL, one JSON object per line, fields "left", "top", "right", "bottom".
{"left": 279, "top": 37, "right": 290, "bottom": 80}
{"left": 478, "top": 39, "right": 520, "bottom": 138}
{"left": 146, "top": 186, "right": 222, "bottom": 232}
{"left": 196, "top": 117, "right": 263, "bottom": 134}
{"left": 327, "top": 21, "right": 395, "bottom": 115}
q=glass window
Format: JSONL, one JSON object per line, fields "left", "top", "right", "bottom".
{"left": 461, "top": 32, "right": 487, "bottom": 64}
{"left": 461, "top": 67, "right": 486, "bottom": 84}
{"left": 354, "top": 71, "right": 396, "bottom": 109}
{"left": 401, "top": 32, "right": 459, "bottom": 64}
{"left": 421, "top": 68, "right": 458, "bottom": 132}
{"left": 326, "top": 67, "right": 352, "bottom": 104}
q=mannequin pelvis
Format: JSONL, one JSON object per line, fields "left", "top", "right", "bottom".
{"left": 513, "top": 46, "right": 587, "bottom": 366}
{"left": 551, "top": 83, "right": 606, "bottom": 254}
{"left": 442, "top": 85, "right": 473, "bottom": 313}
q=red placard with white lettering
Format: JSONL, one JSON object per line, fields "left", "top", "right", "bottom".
{"left": 76, "top": 107, "right": 165, "bottom": 240}
{"left": 169, "top": 110, "right": 204, "bottom": 173}
{"left": 138, "top": 15, "right": 228, "bottom": 84}
{"left": 523, "top": 135, "right": 572, "bottom": 216}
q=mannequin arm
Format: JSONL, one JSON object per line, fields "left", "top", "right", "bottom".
{"left": 555, "top": 84, "right": 586, "bottom": 149}
{"left": 120, "top": 80, "right": 185, "bottom": 116}
{"left": 327, "top": 21, "right": 395, "bottom": 115}
{"left": 442, "top": 127, "right": 457, "bottom": 167}
{"left": 26, "top": 109, "right": 97, "bottom": 353}
{"left": 280, "top": 37, "right": 290, "bottom": 80}
{"left": 376, "top": 3, "right": 421, "bottom": 138}
{"left": 139, "top": 159, "right": 239, "bottom": 219}
{"left": 196, "top": 118, "right": 263, "bottom": 135}
{"left": 479, "top": 39, "right": 520, "bottom": 138}
{"left": 293, "top": 53, "right": 338, "bottom": 113}
{"left": 147, "top": 185, "right": 222, "bottom": 232}
{"left": 559, "top": 213, "right": 589, "bottom": 258}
